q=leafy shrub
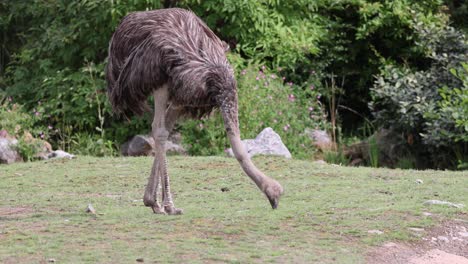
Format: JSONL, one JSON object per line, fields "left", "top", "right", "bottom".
{"left": 1, "top": 0, "right": 462, "bottom": 159}
{"left": 0, "top": 98, "right": 34, "bottom": 136}
{"left": 70, "top": 133, "right": 117, "bottom": 157}
{"left": 180, "top": 0, "right": 324, "bottom": 70}
{"left": 370, "top": 23, "right": 467, "bottom": 169}
{"left": 0, "top": 97, "right": 50, "bottom": 161}
{"left": 180, "top": 59, "right": 327, "bottom": 158}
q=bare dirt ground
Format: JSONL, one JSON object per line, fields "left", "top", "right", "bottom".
{"left": 368, "top": 219, "right": 468, "bottom": 264}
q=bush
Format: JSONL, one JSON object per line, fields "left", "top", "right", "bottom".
{"left": 1, "top": 0, "right": 462, "bottom": 159}
{"left": 180, "top": 58, "right": 327, "bottom": 159}
{"left": 370, "top": 23, "right": 467, "bottom": 169}
{"left": 0, "top": 97, "right": 50, "bottom": 161}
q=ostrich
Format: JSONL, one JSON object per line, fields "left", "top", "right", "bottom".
{"left": 106, "top": 8, "right": 283, "bottom": 215}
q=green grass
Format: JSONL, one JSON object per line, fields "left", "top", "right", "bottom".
{"left": 0, "top": 156, "right": 467, "bottom": 263}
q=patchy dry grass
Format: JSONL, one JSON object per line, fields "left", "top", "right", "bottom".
{"left": 0, "top": 156, "right": 467, "bottom": 263}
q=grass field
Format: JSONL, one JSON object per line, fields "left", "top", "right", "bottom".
{"left": 0, "top": 156, "right": 467, "bottom": 263}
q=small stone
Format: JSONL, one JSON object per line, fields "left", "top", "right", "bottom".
{"left": 415, "top": 179, "right": 423, "bottom": 184}
{"left": 221, "top": 187, "right": 230, "bottom": 192}
{"left": 437, "top": 236, "right": 449, "bottom": 243}
{"left": 383, "top": 242, "right": 398, "bottom": 248}
{"left": 86, "top": 204, "right": 96, "bottom": 214}
{"left": 423, "top": 200, "right": 464, "bottom": 208}
{"left": 408, "top": 228, "right": 424, "bottom": 232}
{"left": 313, "top": 160, "right": 327, "bottom": 165}
{"left": 48, "top": 258, "right": 56, "bottom": 263}
{"left": 458, "top": 232, "right": 468, "bottom": 238}
{"left": 431, "top": 237, "right": 438, "bottom": 241}
{"left": 136, "top": 258, "right": 144, "bottom": 262}
{"left": 422, "top": 212, "right": 432, "bottom": 216}
{"left": 368, "top": 229, "right": 384, "bottom": 235}
{"left": 47, "top": 150, "right": 75, "bottom": 159}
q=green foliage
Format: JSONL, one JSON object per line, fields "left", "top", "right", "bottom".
{"left": 15, "top": 136, "right": 45, "bottom": 162}
{"left": 1, "top": 1, "right": 160, "bottom": 153}
{"left": 424, "top": 64, "right": 468, "bottom": 145}
{"left": 370, "top": 23, "right": 467, "bottom": 169}
{"left": 0, "top": 99, "right": 35, "bottom": 137}
{"left": 0, "top": 97, "right": 50, "bottom": 161}
{"left": 180, "top": 59, "right": 327, "bottom": 158}
{"left": 180, "top": 0, "right": 324, "bottom": 70}
{"left": 70, "top": 133, "right": 117, "bottom": 157}
{"left": 368, "top": 136, "right": 379, "bottom": 168}
{"left": 323, "top": 149, "right": 350, "bottom": 166}
{"left": 1, "top": 0, "right": 466, "bottom": 166}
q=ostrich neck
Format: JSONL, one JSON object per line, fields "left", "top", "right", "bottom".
{"left": 221, "top": 108, "right": 269, "bottom": 191}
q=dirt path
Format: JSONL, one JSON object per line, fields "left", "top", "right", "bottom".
{"left": 368, "top": 219, "right": 468, "bottom": 264}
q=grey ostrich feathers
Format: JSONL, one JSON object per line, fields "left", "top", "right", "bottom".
{"left": 106, "top": 8, "right": 231, "bottom": 118}
{"left": 106, "top": 8, "right": 283, "bottom": 214}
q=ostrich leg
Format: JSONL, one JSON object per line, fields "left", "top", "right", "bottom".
{"left": 143, "top": 86, "right": 168, "bottom": 214}
{"left": 161, "top": 105, "right": 183, "bottom": 215}
{"left": 143, "top": 85, "right": 182, "bottom": 215}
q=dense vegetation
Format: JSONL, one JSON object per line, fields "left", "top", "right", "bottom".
{"left": 0, "top": 0, "right": 466, "bottom": 169}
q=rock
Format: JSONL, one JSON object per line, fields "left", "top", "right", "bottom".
{"left": 458, "top": 232, "right": 468, "bottom": 238}
{"left": 48, "top": 258, "right": 56, "bottom": 263}
{"left": 0, "top": 138, "right": 22, "bottom": 164}
{"left": 121, "top": 135, "right": 154, "bottom": 156}
{"left": 383, "top": 242, "right": 398, "bottom": 248}
{"left": 23, "top": 132, "right": 34, "bottom": 143}
{"left": 225, "top": 127, "right": 291, "bottom": 158}
{"left": 121, "top": 134, "right": 186, "bottom": 156}
{"left": 408, "top": 228, "right": 424, "bottom": 232}
{"left": 165, "top": 140, "right": 186, "bottom": 155}
{"left": 136, "top": 258, "right": 144, "bottom": 262}
{"left": 345, "top": 128, "right": 411, "bottom": 168}
{"left": 437, "top": 236, "right": 449, "bottom": 243}
{"left": 86, "top": 204, "right": 96, "bottom": 214}
{"left": 47, "top": 150, "right": 75, "bottom": 160}
{"left": 36, "top": 141, "right": 54, "bottom": 160}
{"left": 415, "top": 179, "right": 423, "bottom": 184}
{"left": 422, "top": 212, "right": 433, "bottom": 216}
{"left": 424, "top": 200, "right": 464, "bottom": 209}
{"left": 368, "top": 229, "right": 384, "bottom": 235}
{"left": 304, "top": 128, "right": 334, "bottom": 151}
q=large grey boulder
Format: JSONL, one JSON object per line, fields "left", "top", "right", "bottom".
{"left": 0, "top": 138, "right": 22, "bottom": 164}
{"left": 121, "top": 135, "right": 155, "bottom": 156}
{"left": 226, "top": 127, "right": 291, "bottom": 158}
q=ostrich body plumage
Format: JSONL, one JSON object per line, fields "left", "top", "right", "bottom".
{"left": 106, "top": 8, "right": 234, "bottom": 118}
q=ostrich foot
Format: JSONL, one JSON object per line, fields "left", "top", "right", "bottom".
{"left": 143, "top": 197, "right": 166, "bottom": 214}
{"left": 164, "top": 205, "right": 183, "bottom": 215}
{"left": 152, "top": 205, "right": 166, "bottom": 214}
{"left": 264, "top": 180, "right": 284, "bottom": 209}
